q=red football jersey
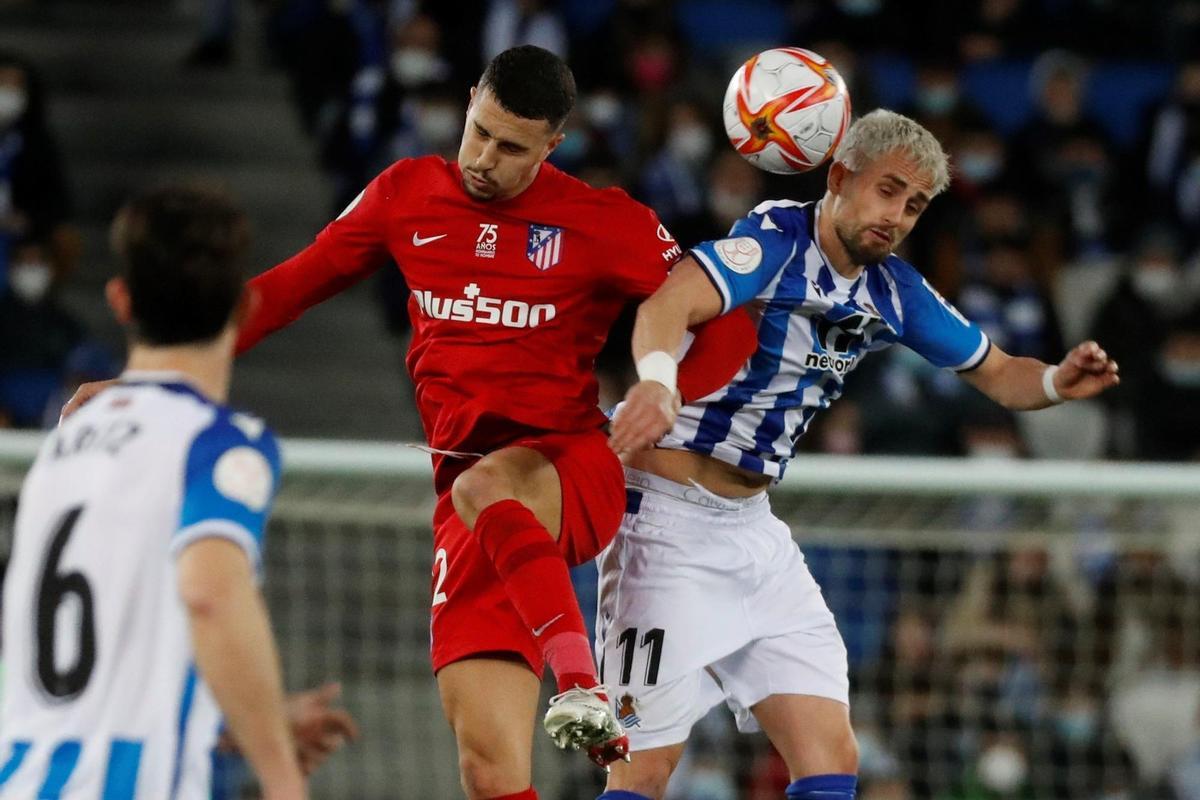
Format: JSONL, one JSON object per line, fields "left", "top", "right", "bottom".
{"left": 239, "top": 156, "right": 684, "bottom": 457}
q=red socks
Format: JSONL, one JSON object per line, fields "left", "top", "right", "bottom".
{"left": 487, "top": 789, "right": 538, "bottom": 800}
{"left": 474, "top": 500, "right": 599, "bottom": 694}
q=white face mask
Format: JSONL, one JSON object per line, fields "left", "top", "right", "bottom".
{"left": 0, "top": 87, "right": 28, "bottom": 127}
{"left": 9, "top": 260, "right": 52, "bottom": 303}
{"left": 977, "top": 743, "right": 1028, "bottom": 793}
{"left": 1131, "top": 265, "right": 1179, "bottom": 303}
{"left": 584, "top": 94, "right": 621, "bottom": 128}
{"left": 391, "top": 48, "right": 446, "bottom": 88}
{"left": 1160, "top": 356, "right": 1200, "bottom": 388}
{"left": 709, "top": 188, "right": 754, "bottom": 222}
{"left": 667, "top": 124, "right": 712, "bottom": 165}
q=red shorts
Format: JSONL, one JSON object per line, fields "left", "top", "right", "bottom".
{"left": 428, "top": 428, "right": 624, "bottom": 675}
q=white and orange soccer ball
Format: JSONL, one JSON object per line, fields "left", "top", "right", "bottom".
{"left": 723, "top": 47, "right": 852, "bottom": 174}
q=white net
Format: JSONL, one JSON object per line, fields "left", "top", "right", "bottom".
{"left": 3, "top": 434, "right": 1200, "bottom": 799}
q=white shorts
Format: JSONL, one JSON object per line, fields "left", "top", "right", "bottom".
{"left": 595, "top": 469, "right": 849, "bottom": 751}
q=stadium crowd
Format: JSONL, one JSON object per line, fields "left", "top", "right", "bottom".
{"left": 1, "top": 1, "right": 1199, "bottom": 798}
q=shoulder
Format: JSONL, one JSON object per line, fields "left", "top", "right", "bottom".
{"left": 184, "top": 408, "right": 280, "bottom": 508}
{"left": 878, "top": 255, "right": 928, "bottom": 292}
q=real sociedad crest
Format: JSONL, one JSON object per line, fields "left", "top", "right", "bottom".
{"left": 526, "top": 224, "right": 563, "bottom": 271}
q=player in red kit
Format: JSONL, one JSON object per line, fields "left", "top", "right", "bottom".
{"left": 230, "top": 47, "right": 753, "bottom": 799}
{"left": 60, "top": 45, "right": 750, "bottom": 798}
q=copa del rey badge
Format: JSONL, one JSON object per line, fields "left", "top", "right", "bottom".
{"left": 527, "top": 224, "right": 563, "bottom": 271}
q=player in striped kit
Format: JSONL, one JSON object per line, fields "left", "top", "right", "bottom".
{"left": 0, "top": 187, "right": 351, "bottom": 799}
{"left": 600, "top": 110, "right": 1120, "bottom": 800}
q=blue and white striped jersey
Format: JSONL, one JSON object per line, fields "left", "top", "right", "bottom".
{"left": 663, "top": 200, "right": 989, "bottom": 478}
{"left": 0, "top": 371, "right": 281, "bottom": 799}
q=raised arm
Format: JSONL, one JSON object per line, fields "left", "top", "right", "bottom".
{"left": 961, "top": 340, "right": 1119, "bottom": 410}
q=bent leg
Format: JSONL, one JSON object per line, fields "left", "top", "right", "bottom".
{"left": 752, "top": 693, "right": 858, "bottom": 797}
{"left": 601, "top": 742, "right": 687, "bottom": 800}
{"left": 450, "top": 445, "right": 595, "bottom": 693}
{"left": 438, "top": 656, "right": 541, "bottom": 799}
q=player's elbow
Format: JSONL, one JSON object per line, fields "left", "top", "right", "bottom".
{"left": 176, "top": 538, "right": 256, "bottom": 619}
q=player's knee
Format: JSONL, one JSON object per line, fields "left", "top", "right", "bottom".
{"left": 451, "top": 461, "right": 516, "bottom": 526}
{"left": 828, "top": 726, "right": 859, "bottom": 774}
{"left": 606, "top": 750, "right": 679, "bottom": 799}
{"left": 456, "top": 744, "right": 526, "bottom": 799}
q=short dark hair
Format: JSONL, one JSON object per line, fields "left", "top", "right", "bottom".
{"left": 478, "top": 45, "right": 576, "bottom": 129}
{"left": 111, "top": 184, "right": 249, "bottom": 346}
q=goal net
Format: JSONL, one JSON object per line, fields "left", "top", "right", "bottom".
{"left": 2, "top": 433, "right": 1199, "bottom": 799}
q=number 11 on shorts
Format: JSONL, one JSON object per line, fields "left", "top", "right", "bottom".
{"left": 615, "top": 627, "right": 664, "bottom": 687}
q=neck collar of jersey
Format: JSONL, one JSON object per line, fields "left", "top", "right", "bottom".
{"left": 119, "top": 370, "right": 214, "bottom": 405}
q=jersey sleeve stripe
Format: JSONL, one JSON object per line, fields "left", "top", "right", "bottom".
{"left": 171, "top": 520, "right": 262, "bottom": 569}
{"left": 690, "top": 248, "right": 734, "bottom": 314}
{"left": 952, "top": 335, "right": 992, "bottom": 372}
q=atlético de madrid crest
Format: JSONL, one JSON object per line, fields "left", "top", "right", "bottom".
{"left": 526, "top": 224, "right": 563, "bottom": 271}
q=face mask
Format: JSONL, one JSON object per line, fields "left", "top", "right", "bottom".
{"left": 1131, "top": 266, "right": 1179, "bottom": 303}
{"left": 958, "top": 152, "right": 1002, "bottom": 183}
{"left": 1160, "top": 357, "right": 1200, "bottom": 388}
{"left": 9, "top": 260, "right": 51, "bottom": 303}
{"left": 667, "top": 124, "right": 712, "bottom": 164}
{"left": 415, "top": 106, "right": 459, "bottom": 146}
{"left": 391, "top": 48, "right": 445, "bottom": 88}
{"left": 977, "top": 743, "right": 1028, "bottom": 793}
{"left": 584, "top": 94, "right": 622, "bottom": 129}
{"left": 967, "top": 442, "right": 1019, "bottom": 460}
{"left": 709, "top": 189, "right": 754, "bottom": 221}
{"left": 0, "top": 87, "right": 27, "bottom": 127}
{"left": 917, "top": 85, "right": 959, "bottom": 115}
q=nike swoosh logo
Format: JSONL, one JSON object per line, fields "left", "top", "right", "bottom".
{"left": 413, "top": 232, "right": 448, "bottom": 246}
{"left": 532, "top": 612, "right": 565, "bottom": 637}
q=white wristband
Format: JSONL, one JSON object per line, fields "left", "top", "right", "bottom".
{"left": 1042, "top": 365, "right": 1064, "bottom": 404}
{"left": 636, "top": 350, "right": 677, "bottom": 395}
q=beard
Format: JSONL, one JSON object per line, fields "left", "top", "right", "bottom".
{"left": 835, "top": 220, "right": 893, "bottom": 266}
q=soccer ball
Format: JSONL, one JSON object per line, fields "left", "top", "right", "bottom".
{"left": 723, "top": 47, "right": 852, "bottom": 174}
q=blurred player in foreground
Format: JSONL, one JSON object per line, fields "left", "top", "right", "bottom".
{"left": 2, "top": 186, "right": 354, "bottom": 798}
{"left": 602, "top": 110, "right": 1120, "bottom": 800}
{"left": 65, "top": 46, "right": 753, "bottom": 798}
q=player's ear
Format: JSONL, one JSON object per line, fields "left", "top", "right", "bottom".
{"left": 827, "top": 160, "right": 848, "bottom": 195}
{"left": 543, "top": 131, "right": 566, "bottom": 160}
{"left": 468, "top": 85, "right": 477, "bottom": 108}
{"left": 105, "top": 277, "right": 133, "bottom": 326}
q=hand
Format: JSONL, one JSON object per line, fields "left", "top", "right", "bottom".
{"left": 1055, "top": 340, "right": 1119, "bottom": 400}
{"left": 59, "top": 378, "right": 119, "bottom": 422}
{"left": 609, "top": 380, "right": 678, "bottom": 460}
{"left": 288, "top": 682, "right": 359, "bottom": 776}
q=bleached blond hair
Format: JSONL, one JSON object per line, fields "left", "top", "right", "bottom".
{"left": 833, "top": 109, "right": 951, "bottom": 196}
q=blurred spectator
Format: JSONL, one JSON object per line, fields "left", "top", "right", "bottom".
{"left": 1145, "top": 59, "right": 1200, "bottom": 249}
{"left": 904, "top": 56, "right": 990, "bottom": 149}
{"left": 267, "top": 0, "right": 361, "bottom": 134}
{"left": 482, "top": 0, "right": 568, "bottom": 63}
{"left": 0, "top": 52, "right": 79, "bottom": 288}
{"left": 1089, "top": 225, "right": 1200, "bottom": 459}
{"left": 956, "top": 233, "right": 1064, "bottom": 364}
{"left": 637, "top": 97, "right": 714, "bottom": 231}
{"left": 320, "top": 13, "right": 453, "bottom": 211}
{"left": 953, "top": 0, "right": 1044, "bottom": 62}
{"left": 943, "top": 546, "right": 1084, "bottom": 719}
{"left": 1012, "top": 51, "right": 1121, "bottom": 261}
{"left": 0, "top": 238, "right": 87, "bottom": 428}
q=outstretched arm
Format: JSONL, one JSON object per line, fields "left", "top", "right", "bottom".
{"left": 961, "top": 340, "right": 1119, "bottom": 410}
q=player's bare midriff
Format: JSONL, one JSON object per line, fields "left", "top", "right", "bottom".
{"left": 627, "top": 447, "right": 772, "bottom": 498}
